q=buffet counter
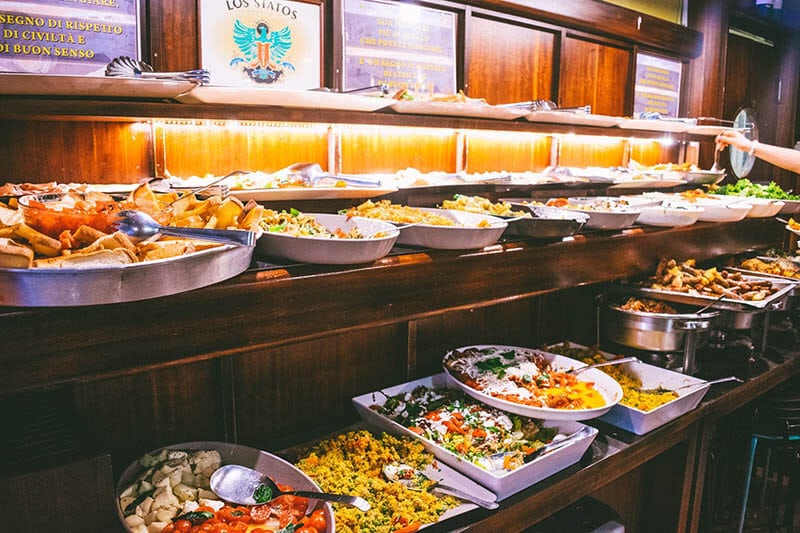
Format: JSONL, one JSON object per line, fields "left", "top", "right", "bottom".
{"left": 0, "top": 217, "right": 794, "bottom": 532}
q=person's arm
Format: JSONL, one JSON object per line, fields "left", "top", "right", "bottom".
{"left": 716, "top": 129, "right": 800, "bottom": 173}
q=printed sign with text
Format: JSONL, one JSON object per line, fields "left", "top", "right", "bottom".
{"left": 0, "top": 0, "right": 139, "bottom": 75}
{"left": 343, "top": 0, "right": 456, "bottom": 95}
{"left": 633, "top": 53, "right": 682, "bottom": 118}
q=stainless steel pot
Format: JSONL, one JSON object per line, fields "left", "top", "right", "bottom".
{"left": 604, "top": 303, "right": 719, "bottom": 352}
{"left": 713, "top": 304, "right": 766, "bottom": 330}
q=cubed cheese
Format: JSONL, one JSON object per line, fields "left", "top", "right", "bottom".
{"left": 124, "top": 514, "right": 145, "bottom": 527}
{"left": 173, "top": 483, "right": 198, "bottom": 502}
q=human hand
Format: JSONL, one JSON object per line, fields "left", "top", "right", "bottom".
{"left": 716, "top": 129, "right": 753, "bottom": 152}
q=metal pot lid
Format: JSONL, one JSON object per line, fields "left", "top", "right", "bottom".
{"left": 729, "top": 107, "right": 759, "bottom": 179}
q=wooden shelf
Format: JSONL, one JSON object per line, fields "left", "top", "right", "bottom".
{"left": 0, "top": 96, "right": 716, "bottom": 141}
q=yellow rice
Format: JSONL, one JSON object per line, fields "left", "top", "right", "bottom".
{"left": 295, "top": 429, "right": 460, "bottom": 533}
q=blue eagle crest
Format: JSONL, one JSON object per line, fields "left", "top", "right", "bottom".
{"left": 230, "top": 19, "right": 295, "bottom": 84}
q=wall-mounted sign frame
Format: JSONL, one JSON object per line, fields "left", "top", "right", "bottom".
{"left": 340, "top": 0, "right": 457, "bottom": 95}
{"left": 198, "top": 0, "right": 322, "bottom": 89}
{"left": 633, "top": 52, "right": 683, "bottom": 118}
{"left": 0, "top": 0, "right": 140, "bottom": 75}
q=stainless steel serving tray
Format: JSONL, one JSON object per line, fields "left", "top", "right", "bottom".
{"left": 0, "top": 244, "right": 254, "bottom": 307}
{"left": 634, "top": 274, "right": 799, "bottom": 309}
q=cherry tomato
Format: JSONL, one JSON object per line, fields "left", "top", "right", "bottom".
{"left": 174, "top": 519, "right": 193, "bottom": 532}
{"left": 250, "top": 529, "right": 271, "bottom": 533}
{"left": 160, "top": 524, "right": 176, "bottom": 533}
{"left": 306, "top": 509, "right": 327, "bottom": 531}
{"left": 296, "top": 527, "right": 318, "bottom": 533}
{"left": 210, "top": 524, "right": 230, "bottom": 533}
{"left": 250, "top": 503, "right": 272, "bottom": 524}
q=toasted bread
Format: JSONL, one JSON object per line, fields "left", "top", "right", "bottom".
{"left": 0, "top": 237, "right": 34, "bottom": 268}
{"left": 33, "top": 248, "right": 137, "bottom": 269}
{"left": 80, "top": 230, "right": 137, "bottom": 254}
{"left": 72, "top": 225, "right": 109, "bottom": 247}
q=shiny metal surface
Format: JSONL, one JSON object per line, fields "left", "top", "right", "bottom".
{"left": 603, "top": 304, "right": 718, "bottom": 352}
{"left": 0, "top": 244, "right": 253, "bottom": 307}
{"left": 636, "top": 275, "right": 798, "bottom": 309}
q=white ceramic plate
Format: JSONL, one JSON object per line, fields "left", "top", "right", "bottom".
{"left": 686, "top": 125, "right": 735, "bottom": 136}
{"left": 256, "top": 214, "right": 399, "bottom": 264}
{"left": 560, "top": 208, "right": 641, "bottom": 230}
{"left": 442, "top": 344, "right": 622, "bottom": 421}
{"left": 229, "top": 186, "right": 397, "bottom": 201}
{"left": 388, "top": 100, "right": 529, "bottom": 120}
{"left": 545, "top": 343, "right": 710, "bottom": 435}
{"left": 709, "top": 196, "right": 784, "bottom": 218}
{"left": 396, "top": 208, "right": 507, "bottom": 249}
{"left": 0, "top": 73, "right": 197, "bottom": 99}
{"left": 353, "top": 373, "right": 597, "bottom": 499}
{"left": 116, "top": 441, "right": 334, "bottom": 533}
{"left": 525, "top": 111, "right": 622, "bottom": 127}
{"left": 177, "top": 86, "right": 394, "bottom": 111}
{"left": 618, "top": 119, "right": 689, "bottom": 133}
{"left": 635, "top": 204, "right": 703, "bottom": 227}
{"left": 692, "top": 198, "right": 752, "bottom": 222}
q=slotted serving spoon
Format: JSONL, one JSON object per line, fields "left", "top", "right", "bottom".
{"left": 567, "top": 356, "right": 639, "bottom": 375}
{"left": 281, "top": 162, "right": 384, "bottom": 187}
{"left": 210, "top": 464, "right": 370, "bottom": 511}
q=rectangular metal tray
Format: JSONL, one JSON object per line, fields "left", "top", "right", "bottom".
{"left": 546, "top": 342, "right": 709, "bottom": 435}
{"left": 635, "top": 274, "right": 798, "bottom": 309}
{"left": 0, "top": 244, "right": 254, "bottom": 307}
{"left": 353, "top": 373, "right": 597, "bottom": 499}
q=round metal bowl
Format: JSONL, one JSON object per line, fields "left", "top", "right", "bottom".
{"left": 604, "top": 302, "right": 718, "bottom": 352}
{"left": 712, "top": 302, "right": 767, "bottom": 330}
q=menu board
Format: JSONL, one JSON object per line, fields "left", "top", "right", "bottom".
{"left": 0, "top": 0, "right": 140, "bottom": 75}
{"left": 633, "top": 53, "right": 682, "bottom": 118}
{"left": 342, "top": 0, "right": 456, "bottom": 95}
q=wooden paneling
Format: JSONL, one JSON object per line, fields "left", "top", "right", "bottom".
{"left": 232, "top": 325, "right": 408, "bottom": 450}
{"left": 466, "top": 16, "right": 556, "bottom": 104}
{"left": 338, "top": 126, "right": 458, "bottom": 173}
{"left": 73, "top": 361, "right": 226, "bottom": 473}
{"left": 629, "top": 139, "right": 682, "bottom": 166}
{"left": 413, "top": 300, "right": 538, "bottom": 378}
{"left": 464, "top": 131, "right": 551, "bottom": 172}
{"left": 147, "top": 0, "right": 200, "bottom": 71}
{"left": 558, "top": 135, "right": 626, "bottom": 167}
{"left": 156, "top": 122, "right": 330, "bottom": 177}
{"left": 0, "top": 120, "right": 152, "bottom": 183}
{"left": 465, "top": 0, "right": 702, "bottom": 58}
{"left": 559, "top": 36, "right": 632, "bottom": 116}
{"left": 1, "top": 219, "right": 781, "bottom": 397}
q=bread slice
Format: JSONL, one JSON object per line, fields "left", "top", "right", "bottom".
{"left": 0, "top": 237, "right": 34, "bottom": 268}
{"left": 79, "top": 231, "right": 137, "bottom": 254}
{"left": 33, "top": 248, "right": 137, "bottom": 269}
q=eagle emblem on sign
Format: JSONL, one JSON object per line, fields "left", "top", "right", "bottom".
{"left": 230, "top": 19, "right": 295, "bottom": 83}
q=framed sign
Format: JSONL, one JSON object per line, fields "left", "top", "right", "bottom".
{"left": 342, "top": 0, "right": 456, "bottom": 95}
{"left": 0, "top": 0, "right": 140, "bottom": 75}
{"left": 199, "top": 0, "right": 322, "bottom": 89}
{"left": 633, "top": 52, "right": 683, "bottom": 118}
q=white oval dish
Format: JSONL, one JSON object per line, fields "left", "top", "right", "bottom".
{"left": 692, "top": 198, "right": 752, "bottom": 222}
{"left": 256, "top": 213, "right": 399, "bottom": 264}
{"left": 635, "top": 203, "right": 704, "bottom": 227}
{"left": 442, "top": 344, "right": 623, "bottom": 421}
{"left": 396, "top": 208, "right": 507, "bottom": 249}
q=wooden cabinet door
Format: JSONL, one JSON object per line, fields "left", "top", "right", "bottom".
{"left": 559, "top": 35, "right": 632, "bottom": 116}
{"left": 466, "top": 16, "right": 556, "bottom": 105}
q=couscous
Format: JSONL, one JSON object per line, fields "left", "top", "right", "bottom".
{"left": 295, "top": 430, "right": 460, "bottom": 533}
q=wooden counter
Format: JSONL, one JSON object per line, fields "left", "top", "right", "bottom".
{"left": 0, "top": 216, "right": 793, "bottom": 532}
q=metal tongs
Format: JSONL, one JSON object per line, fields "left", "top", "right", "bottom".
{"left": 105, "top": 56, "right": 211, "bottom": 85}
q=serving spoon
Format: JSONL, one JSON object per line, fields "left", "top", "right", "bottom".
{"left": 282, "top": 162, "right": 384, "bottom": 187}
{"left": 640, "top": 376, "right": 742, "bottom": 395}
{"left": 567, "top": 356, "right": 639, "bottom": 375}
{"left": 382, "top": 463, "right": 498, "bottom": 509}
{"left": 115, "top": 210, "right": 256, "bottom": 246}
{"left": 486, "top": 426, "right": 595, "bottom": 470}
{"left": 209, "top": 464, "right": 370, "bottom": 511}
